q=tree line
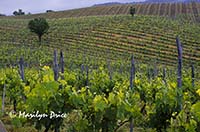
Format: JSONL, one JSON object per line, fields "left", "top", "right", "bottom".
{"left": 10, "top": 6, "right": 135, "bottom": 16}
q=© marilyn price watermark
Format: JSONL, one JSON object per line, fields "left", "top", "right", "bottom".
{"left": 9, "top": 111, "right": 67, "bottom": 120}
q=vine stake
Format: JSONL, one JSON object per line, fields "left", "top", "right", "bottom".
{"left": 191, "top": 64, "right": 195, "bottom": 87}
{"left": 53, "top": 50, "right": 59, "bottom": 81}
{"left": 130, "top": 55, "right": 135, "bottom": 132}
{"left": 176, "top": 36, "right": 183, "bottom": 111}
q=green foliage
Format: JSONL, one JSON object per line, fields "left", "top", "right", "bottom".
{"left": 130, "top": 7, "right": 136, "bottom": 17}
{"left": 0, "top": 15, "right": 200, "bottom": 68}
{"left": 28, "top": 18, "right": 49, "bottom": 44}
{"left": 10, "top": 117, "right": 27, "bottom": 128}
{"left": 13, "top": 9, "right": 25, "bottom": 16}
{"left": 1, "top": 65, "right": 200, "bottom": 131}
{"left": 3, "top": 68, "right": 25, "bottom": 111}
{"left": 1, "top": 10, "right": 200, "bottom": 132}
{"left": 191, "top": 102, "right": 200, "bottom": 122}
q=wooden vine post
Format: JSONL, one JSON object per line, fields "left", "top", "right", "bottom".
{"left": 130, "top": 55, "right": 135, "bottom": 90}
{"left": 53, "top": 50, "right": 62, "bottom": 132}
{"left": 19, "top": 57, "right": 26, "bottom": 102}
{"left": 81, "top": 64, "right": 84, "bottom": 75}
{"left": 153, "top": 61, "right": 158, "bottom": 79}
{"left": 191, "top": 64, "right": 195, "bottom": 87}
{"left": 86, "top": 65, "right": 89, "bottom": 86}
{"left": 147, "top": 67, "right": 151, "bottom": 82}
{"left": 163, "top": 68, "right": 167, "bottom": 86}
{"left": 53, "top": 50, "right": 59, "bottom": 81}
{"left": 130, "top": 55, "right": 135, "bottom": 132}
{"left": 19, "top": 57, "right": 25, "bottom": 81}
{"left": 176, "top": 37, "right": 183, "bottom": 111}
{"left": 2, "top": 84, "right": 6, "bottom": 113}
{"left": 60, "top": 51, "right": 64, "bottom": 80}
{"left": 0, "top": 120, "right": 7, "bottom": 132}
{"left": 107, "top": 59, "right": 112, "bottom": 80}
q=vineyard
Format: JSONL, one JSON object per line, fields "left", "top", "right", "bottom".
{"left": 0, "top": 15, "right": 200, "bottom": 68}
{"left": 0, "top": 3, "right": 200, "bottom": 132}
{"left": 1, "top": 2, "right": 200, "bottom": 22}
{"left": 0, "top": 50, "right": 200, "bottom": 132}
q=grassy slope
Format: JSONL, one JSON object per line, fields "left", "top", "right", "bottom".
{"left": 1, "top": 2, "right": 200, "bottom": 22}
{"left": 0, "top": 15, "right": 200, "bottom": 68}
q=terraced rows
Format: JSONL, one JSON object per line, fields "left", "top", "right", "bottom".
{"left": 0, "top": 15, "right": 200, "bottom": 68}
{"left": 2, "top": 2, "right": 200, "bottom": 23}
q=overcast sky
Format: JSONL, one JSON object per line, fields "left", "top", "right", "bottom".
{"left": 0, "top": 0, "right": 145, "bottom": 15}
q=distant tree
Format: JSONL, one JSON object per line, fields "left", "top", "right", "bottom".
{"left": 28, "top": 18, "right": 49, "bottom": 45}
{"left": 0, "top": 13, "right": 6, "bottom": 16}
{"left": 130, "top": 6, "right": 136, "bottom": 17}
{"left": 13, "top": 9, "right": 25, "bottom": 16}
{"left": 46, "top": 10, "right": 54, "bottom": 13}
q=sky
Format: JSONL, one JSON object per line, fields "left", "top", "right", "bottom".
{"left": 0, "top": 0, "right": 145, "bottom": 15}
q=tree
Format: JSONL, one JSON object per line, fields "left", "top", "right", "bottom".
{"left": 13, "top": 9, "right": 25, "bottom": 16}
{"left": 28, "top": 18, "right": 49, "bottom": 45}
{"left": 130, "top": 7, "right": 136, "bottom": 17}
{"left": 46, "top": 10, "right": 54, "bottom": 13}
{"left": 0, "top": 13, "right": 6, "bottom": 16}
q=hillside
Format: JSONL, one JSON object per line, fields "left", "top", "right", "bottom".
{"left": 145, "top": 0, "right": 200, "bottom": 3}
{"left": 93, "top": 0, "right": 198, "bottom": 5}
{"left": 1, "top": 2, "right": 200, "bottom": 22}
{"left": 1, "top": 3, "right": 200, "bottom": 132}
{"left": 0, "top": 15, "right": 200, "bottom": 68}
{"left": 1, "top": 2, "right": 200, "bottom": 67}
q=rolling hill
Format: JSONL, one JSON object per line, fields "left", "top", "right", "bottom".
{"left": 0, "top": 15, "right": 200, "bottom": 68}
{"left": 1, "top": 2, "right": 200, "bottom": 132}
{"left": 145, "top": 0, "right": 200, "bottom": 3}
{"left": 0, "top": 2, "right": 200, "bottom": 68}
{"left": 1, "top": 2, "right": 200, "bottom": 22}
